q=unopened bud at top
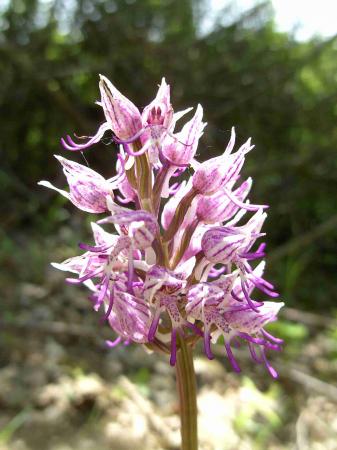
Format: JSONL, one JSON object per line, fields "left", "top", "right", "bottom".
{"left": 99, "top": 74, "right": 142, "bottom": 141}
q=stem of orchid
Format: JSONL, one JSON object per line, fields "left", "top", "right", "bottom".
{"left": 153, "top": 233, "right": 170, "bottom": 267}
{"left": 133, "top": 141, "right": 154, "bottom": 213}
{"left": 163, "top": 188, "right": 198, "bottom": 242}
{"left": 126, "top": 143, "right": 168, "bottom": 265}
{"left": 125, "top": 164, "right": 138, "bottom": 190}
{"left": 176, "top": 336, "right": 198, "bottom": 450}
{"left": 152, "top": 163, "right": 169, "bottom": 214}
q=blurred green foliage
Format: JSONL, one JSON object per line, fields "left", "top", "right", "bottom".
{"left": 0, "top": 408, "right": 31, "bottom": 445}
{"left": 234, "top": 377, "right": 282, "bottom": 446}
{"left": 1, "top": 0, "right": 336, "bottom": 311}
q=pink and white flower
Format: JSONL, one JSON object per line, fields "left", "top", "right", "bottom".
{"left": 41, "top": 75, "right": 283, "bottom": 376}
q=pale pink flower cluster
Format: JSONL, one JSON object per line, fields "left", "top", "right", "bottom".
{"left": 40, "top": 76, "right": 283, "bottom": 376}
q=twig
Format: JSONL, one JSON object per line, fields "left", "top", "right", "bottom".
{"left": 296, "top": 409, "right": 309, "bottom": 450}
{"left": 285, "top": 365, "right": 337, "bottom": 403}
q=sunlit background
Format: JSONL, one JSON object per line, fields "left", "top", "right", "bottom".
{"left": 1, "top": 1, "right": 336, "bottom": 449}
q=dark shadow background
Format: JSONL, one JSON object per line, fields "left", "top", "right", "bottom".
{"left": 0, "top": 1, "right": 336, "bottom": 449}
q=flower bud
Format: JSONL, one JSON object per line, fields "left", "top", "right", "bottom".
{"left": 39, "top": 155, "right": 112, "bottom": 213}
{"left": 99, "top": 74, "right": 142, "bottom": 141}
{"left": 196, "top": 178, "right": 252, "bottom": 223}
{"left": 102, "top": 202, "right": 159, "bottom": 250}
{"left": 192, "top": 128, "right": 254, "bottom": 195}
{"left": 201, "top": 226, "right": 247, "bottom": 264}
{"left": 162, "top": 104, "right": 206, "bottom": 166}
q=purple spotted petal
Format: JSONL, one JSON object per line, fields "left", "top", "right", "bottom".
{"left": 108, "top": 291, "right": 151, "bottom": 343}
{"left": 143, "top": 265, "right": 185, "bottom": 302}
{"left": 186, "top": 282, "right": 224, "bottom": 318}
{"left": 225, "top": 301, "right": 284, "bottom": 334}
{"left": 201, "top": 227, "right": 246, "bottom": 264}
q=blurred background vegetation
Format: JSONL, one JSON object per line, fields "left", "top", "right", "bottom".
{"left": 1, "top": 1, "right": 336, "bottom": 449}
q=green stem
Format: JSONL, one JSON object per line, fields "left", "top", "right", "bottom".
{"left": 163, "top": 188, "right": 198, "bottom": 243}
{"left": 176, "top": 336, "right": 198, "bottom": 450}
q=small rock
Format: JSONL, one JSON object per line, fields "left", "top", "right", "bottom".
{"left": 20, "top": 283, "right": 49, "bottom": 301}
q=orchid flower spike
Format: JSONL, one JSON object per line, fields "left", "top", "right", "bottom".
{"left": 40, "top": 75, "right": 283, "bottom": 378}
